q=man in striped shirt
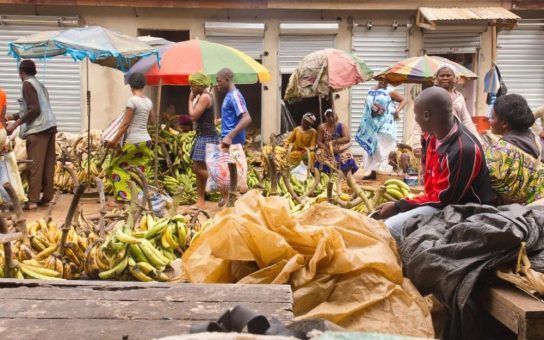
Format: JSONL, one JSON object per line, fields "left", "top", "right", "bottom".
{"left": 377, "top": 86, "right": 495, "bottom": 242}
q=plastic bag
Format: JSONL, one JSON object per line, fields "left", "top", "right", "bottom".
{"left": 0, "top": 151, "right": 27, "bottom": 203}
{"left": 205, "top": 143, "right": 248, "bottom": 192}
{"left": 290, "top": 161, "right": 308, "bottom": 182}
{"left": 182, "top": 190, "right": 434, "bottom": 338}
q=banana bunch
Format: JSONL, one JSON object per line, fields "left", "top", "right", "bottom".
{"left": 0, "top": 245, "right": 63, "bottom": 280}
{"left": 78, "top": 158, "right": 103, "bottom": 183}
{"left": 247, "top": 169, "right": 260, "bottom": 189}
{"left": 162, "top": 170, "right": 196, "bottom": 205}
{"left": 97, "top": 220, "right": 172, "bottom": 282}
{"left": 54, "top": 163, "right": 76, "bottom": 193}
{"left": 378, "top": 179, "right": 412, "bottom": 205}
{"left": 261, "top": 172, "right": 329, "bottom": 197}
{"left": 6, "top": 219, "right": 88, "bottom": 279}
{"left": 262, "top": 145, "right": 288, "bottom": 172}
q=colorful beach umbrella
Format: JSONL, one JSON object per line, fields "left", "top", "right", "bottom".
{"left": 374, "top": 55, "right": 478, "bottom": 86}
{"left": 130, "top": 39, "right": 271, "bottom": 86}
{"left": 284, "top": 48, "right": 373, "bottom": 101}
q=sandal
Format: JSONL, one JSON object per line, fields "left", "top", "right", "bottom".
{"left": 23, "top": 202, "right": 38, "bottom": 210}
{"left": 37, "top": 200, "right": 51, "bottom": 207}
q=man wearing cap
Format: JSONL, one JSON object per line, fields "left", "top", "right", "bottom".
{"left": 284, "top": 112, "right": 317, "bottom": 166}
{"left": 5, "top": 59, "right": 57, "bottom": 210}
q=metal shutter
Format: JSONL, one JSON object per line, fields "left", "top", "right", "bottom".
{"left": 279, "top": 35, "right": 335, "bottom": 74}
{"left": 0, "top": 26, "right": 82, "bottom": 133}
{"left": 206, "top": 36, "right": 264, "bottom": 60}
{"left": 497, "top": 27, "right": 544, "bottom": 110}
{"left": 350, "top": 27, "right": 408, "bottom": 154}
{"left": 423, "top": 31, "right": 481, "bottom": 54}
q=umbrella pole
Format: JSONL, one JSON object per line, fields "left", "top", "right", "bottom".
{"left": 86, "top": 58, "right": 91, "bottom": 182}
{"left": 318, "top": 95, "right": 323, "bottom": 124}
{"left": 154, "top": 81, "right": 162, "bottom": 187}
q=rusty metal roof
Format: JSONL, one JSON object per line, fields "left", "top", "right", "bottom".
{"left": 417, "top": 7, "right": 520, "bottom": 29}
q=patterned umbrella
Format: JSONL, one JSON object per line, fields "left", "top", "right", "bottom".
{"left": 374, "top": 55, "right": 478, "bottom": 86}
{"left": 284, "top": 48, "right": 373, "bottom": 101}
{"left": 128, "top": 39, "right": 271, "bottom": 86}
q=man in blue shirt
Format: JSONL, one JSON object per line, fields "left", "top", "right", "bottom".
{"left": 216, "top": 68, "right": 252, "bottom": 149}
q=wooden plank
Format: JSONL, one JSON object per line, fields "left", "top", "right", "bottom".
{"left": 482, "top": 284, "right": 544, "bottom": 338}
{"left": 0, "top": 284, "right": 293, "bottom": 303}
{"left": 0, "top": 319, "right": 193, "bottom": 340}
{"left": 0, "top": 299, "right": 293, "bottom": 322}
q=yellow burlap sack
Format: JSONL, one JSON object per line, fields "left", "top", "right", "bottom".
{"left": 182, "top": 190, "right": 434, "bottom": 338}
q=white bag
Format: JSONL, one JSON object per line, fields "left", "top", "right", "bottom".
{"left": 290, "top": 161, "right": 308, "bottom": 182}
{"left": 102, "top": 112, "right": 125, "bottom": 145}
{"left": 0, "top": 151, "right": 27, "bottom": 203}
{"left": 205, "top": 143, "right": 248, "bottom": 192}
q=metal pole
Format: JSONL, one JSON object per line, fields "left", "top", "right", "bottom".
{"left": 154, "top": 81, "right": 162, "bottom": 187}
{"left": 86, "top": 58, "right": 91, "bottom": 182}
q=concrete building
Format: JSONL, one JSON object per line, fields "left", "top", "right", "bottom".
{"left": 0, "top": 0, "right": 542, "bottom": 149}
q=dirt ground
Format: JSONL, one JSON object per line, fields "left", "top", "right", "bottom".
{"left": 17, "top": 193, "right": 223, "bottom": 226}
{"left": 11, "top": 168, "right": 420, "bottom": 226}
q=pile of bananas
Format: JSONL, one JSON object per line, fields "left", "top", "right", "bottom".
{"left": 261, "top": 145, "right": 288, "bottom": 172}
{"left": 54, "top": 163, "right": 77, "bottom": 193}
{"left": 2, "top": 219, "right": 91, "bottom": 280}
{"left": 93, "top": 213, "right": 208, "bottom": 282}
{"left": 261, "top": 172, "right": 329, "bottom": 197}
{"left": 375, "top": 179, "right": 412, "bottom": 205}
{"left": 162, "top": 170, "right": 197, "bottom": 205}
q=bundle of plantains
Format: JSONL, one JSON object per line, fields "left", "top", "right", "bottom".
{"left": 0, "top": 213, "right": 212, "bottom": 282}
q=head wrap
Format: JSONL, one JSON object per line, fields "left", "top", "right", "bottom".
{"left": 189, "top": 72, "right": 211, "bottom": 87}
{"left": 179, "top": 114, "right": 192, "bottom": 126}
{"left": 435, "top": 63, "right": 459, "bottom": 78}
{"left": 302, "top": 112, "right": 316, "bottom": 124}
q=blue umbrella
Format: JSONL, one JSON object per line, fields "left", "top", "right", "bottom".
{"left": 9, "top": 26, "right": 159, "bottom": 71}
{"left": 8, "top": 26, "right": 159, "bottom": 180}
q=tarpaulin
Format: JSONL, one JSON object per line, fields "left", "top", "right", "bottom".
{"left": 399, "top": 203, "right": 544, "bottom": 340}
{"left": 182, "top": 190, "right": 434, "bottom": 338}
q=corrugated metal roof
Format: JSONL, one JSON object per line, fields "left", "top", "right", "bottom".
{"left": 419, "top": 7, "right": 520, "bottom": 22}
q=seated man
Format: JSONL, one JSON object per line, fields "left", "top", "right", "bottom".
{"left": 377, "top": 86, "right": 495, "bottom": 242}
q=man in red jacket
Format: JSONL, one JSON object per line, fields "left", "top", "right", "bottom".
{"left": 377, "top": 86, "right": 495, "bottom": 242}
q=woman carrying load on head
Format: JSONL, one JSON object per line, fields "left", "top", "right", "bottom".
{"left": 187, "top": 72, "right": 218, "bottom": 209}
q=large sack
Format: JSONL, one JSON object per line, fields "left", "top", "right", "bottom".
{"left": 182, "top": 190, "right": 434, "bottom": 338}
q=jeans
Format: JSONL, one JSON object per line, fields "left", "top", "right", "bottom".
{"left": 385, "top": 206, "right": 440, "bottom": 243}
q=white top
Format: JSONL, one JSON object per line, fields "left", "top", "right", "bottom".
{"left": 124, "top": 95, "right": 152, "bottom": 144}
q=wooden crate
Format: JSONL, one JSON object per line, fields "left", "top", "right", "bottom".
{"left": 0, "top": 279, "right": 293, "bottom": 340}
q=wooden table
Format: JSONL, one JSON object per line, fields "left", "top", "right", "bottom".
{"left": 482, "top": 283, "right": 544, "bottom": 340}
{"left": 0, "top": 279, "right": 294, "bottom": 340}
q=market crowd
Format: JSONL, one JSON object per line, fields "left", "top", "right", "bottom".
{"left": 0, "top": 60, "right": 543, "bottom": 223}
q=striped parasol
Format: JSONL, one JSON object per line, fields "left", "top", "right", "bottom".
{"left": 128, "top": 39, "right": 271, "bottom": 86}
{"left": 374, "top": 55, "right": 478, "bottom": 86}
